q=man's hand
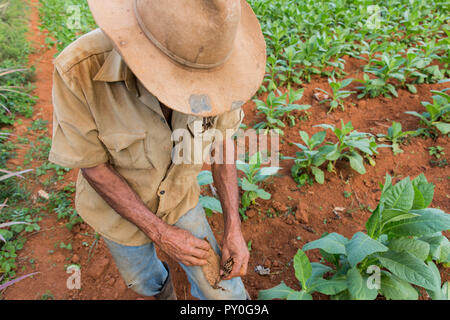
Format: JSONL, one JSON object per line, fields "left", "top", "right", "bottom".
{"left": 156, "top": 224, "right": 211, "bottom": 267}
{"left": 220, "top": 229, "right": 249, "bottom": 280}
{"left": 81, "top": 163, "right": 211, "bottom": 267}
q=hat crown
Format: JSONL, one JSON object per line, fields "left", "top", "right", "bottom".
{"left": 134, "top": 0, "right": 241, "bottom": 69}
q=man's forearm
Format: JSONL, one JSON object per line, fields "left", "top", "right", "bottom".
{"left": 211, "top": 139, "right": 241, "bottom": 235}
{"left": 81, "top": 163, "right": 168, "bottom": 242}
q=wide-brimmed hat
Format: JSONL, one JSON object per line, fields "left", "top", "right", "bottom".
{"left": 87, "top": 0, "right": 266, "bottom": 116}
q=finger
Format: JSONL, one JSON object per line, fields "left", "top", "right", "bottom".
{"left": 183, "top": 255, "right": 208, "bottom": 267}
{"left": 189, "top": 247, "right": 211, "bottom": 260}
{"left": 226, "top": 257, "right": 244, "bottom": 280}
{"left": 192, "top": 238, "right": 211, "bottom": 251}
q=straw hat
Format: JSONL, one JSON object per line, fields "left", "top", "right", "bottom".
{"left": 87, "top": 0, "right": 266, "bottom": 116}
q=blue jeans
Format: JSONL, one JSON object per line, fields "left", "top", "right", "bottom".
{"left": 103, "top": 203, "right": 248, "bottom": 300}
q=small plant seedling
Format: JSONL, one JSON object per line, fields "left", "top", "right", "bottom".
{"left": 315, "top": 77, "right": 355, "bottom": 113}
{"left": 253, "top": 90, "right": 311, "bottom": 135}
{"left": 377, "top": 121, "right": 416, "bottom": 155}
{"left": 237, "top": 152, "right": 280, "bottom": 220}
{"left": 405, "top": 89, "right": 450, "bottom": 137}
{"left": 428, "top": 146, "right": 445, "bottom": 159}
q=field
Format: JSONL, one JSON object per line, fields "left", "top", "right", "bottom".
{"left": 0, "top": 0, "right": 449, "bottom": 300}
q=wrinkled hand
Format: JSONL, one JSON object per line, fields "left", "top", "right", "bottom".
{"left": 156, "top": 225, "right": 210, "bottom": 266}
{"left": 220, "top": 229, "right": 249, "bottom": 280}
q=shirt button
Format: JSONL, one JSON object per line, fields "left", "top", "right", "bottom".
{"left": 159, "top": 190, "right": 165, "bottom": 195}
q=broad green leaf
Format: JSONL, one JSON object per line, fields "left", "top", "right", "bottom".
{"left": 199, "top": 196, "right": 223, "bottom": 214}
{"left": 308, "top": 277, "right": 348, "bottom": 295}
{"left": 310, "top": 131, "right": 327, "bottom": 147}
{"left": 258, "top": 282, "right": 295, "bottom": 300}
{"left": 306, "top": 263, "right": 333, "bottom": 287}
{"left": 426, "top": 261, "right": 446, "bottom": 300}
{"left": 412, "top": 185, "right": 425, "bottom": 210}
{"left": 434, "top": 122, "right": 450, "bottom": 135}
{"left": 241, "top": 178, "right": 259, "bottom": 192}
{"left": 382, "top": 178, "right": 414, "bottom": 211}
{"left": 420, "top": 234, "right": 450, "bottom": 262}
{"left": 235, "top": 160, "right": 249, "bottom": 174}
{"left": 197, "top": 170, "right": 213, "bottom": 186}
{"left": 378, "top": 251, "right": 441, "bottom": 290}
{"left": 388, "top": 238, "right": 430, "bottom": 261}
{"left": 366, "top": 205, "right": 382, "bottom": 238}
{"left": 346, "top": 267, "right": 378, "bottom": 300}
{"left": 303, "top": 233, "right": 348, "bottom": 255}
{"left": 346, "top": 152, "right": 366, "bottom": 174}
{"left": 381, "top": 208, "right": 416, "bottom": 224}
{"left": 299, "top": 131, "right": 310, "bottom": 146}
{"left": 311, "top": 166, "right": 324, "bottom": 184}
{"left": 412, "top": 174, "right": 435, "bottom": 209}
{"left": 293, "top": 250, "right": 312, "bottom": 290}
{"left": 380, "top": 272, "right": 418, "bottom": 300}
{"left": 383, "top": 208, "right": 450, "bottom": 237}
{"left": 256, "top": 188, "right": 271, "bottom": 200}
{"left": 286, "top": 290, "right": 313, "bottom": 300}
{"left": 345, "top": 232, "right": 388, "bottom": 267}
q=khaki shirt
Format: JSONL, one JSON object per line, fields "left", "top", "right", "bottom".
{"left": 49, "top": 29, "right": 244, "bottom": 246}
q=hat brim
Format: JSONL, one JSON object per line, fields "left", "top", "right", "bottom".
{"left": 87, "top": 0, "right": 266, "bottom": 117}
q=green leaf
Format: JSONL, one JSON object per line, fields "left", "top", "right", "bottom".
{"left": 311, "top": 166, "right": 324, "bottom": 184}
{"left": 434, "top": 122, "right": 450, "bottom": 135}
{"left": 345, "top": 232, "right": 388, "bottom": 267}
{"left": 378, "top": 251, "right": 441, "bottom": 290}
{"left": 346, "top": 267, "right": 378, "bottom": 300}
{"left": 346, "top": 152, "right": 366, "bottom": 174}
{"left": 256, "top": 188, "right": 271, "bottom": 200}
{"left": 388, "top": 238, "right": 430, "bottom": 261}
{"left": 420, "top": 234, "right": 449, "bottom": 262}
{"left": 380, "top": 272, "right": 418, "bottom": 300}
{"left": 197, "top": 170, "right": 213, "bottom": 186}
{"left": 308, "top": 277, "right": 348, "bottom": 295}
{"left": 258, "top": 282, "right": 295, "bottom": 300}
{"left": 286, "top": 291, "right": 313, "bottom": 300}
{"left": 293, "top": 250, "right": 312, "bottom": 290}
{"left": 241, "top": 178, "right": 259, "bottom": 192}
{"left": 199, "top": 196, "right": 223, "bottom": 214}
{"left": 412, "top": 174, "right": 435, "bottom": 209}
{"left": 382, "top": 178, "right": 414, "bottom": 211}
{"left": 307, "top": 263, "right": 333, "bottom": 286}
{"left": 383, "top": 208, "right": 450, "bottom": 237}
{"left": 426, "top": 261, "right": 445, "bottom": 299}
{"left": 303, "top": 233, "right": 348, "bottom": 255}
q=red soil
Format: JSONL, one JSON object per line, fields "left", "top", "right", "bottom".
{"left": 2, "top": 0, "right": 449, "bottom": 300}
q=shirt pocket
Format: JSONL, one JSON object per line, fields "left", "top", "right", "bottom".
{"left": 99, "top": 132, "right": 154, "bottom": 169}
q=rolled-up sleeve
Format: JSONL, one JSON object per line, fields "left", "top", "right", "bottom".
{"left": 48, "top": 67, "right": 108, "bottom": 168}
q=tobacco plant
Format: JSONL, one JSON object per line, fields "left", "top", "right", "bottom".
{"left": 259, "top": 174, "right": 450, "bottom": 300}
{"left": 288, "top": 130, "right": 331, "bottom": 187}
{"left": 253, "top": 90, "right": 310, "bottom": 135}
{"left": 315, "top": 77, "right": 355, "bottom": 113}
{"left": 315, "top": 121, "right": 381, "bottom": 174}
{"left": 405, "top": 89, "right": 450, "bottom": 137}
{"left": 236, "top": 152, "right": 280, "bottom": 220}
{"left": 376, "top": 121, "right": 416, "bottom": 155}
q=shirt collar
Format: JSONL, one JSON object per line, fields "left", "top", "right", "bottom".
{"left": 93, "top": 49, "right": 138, "bottom": 96}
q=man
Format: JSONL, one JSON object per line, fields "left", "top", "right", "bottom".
{"left": 49, "top": 0, "right": 266, "bottom": 300}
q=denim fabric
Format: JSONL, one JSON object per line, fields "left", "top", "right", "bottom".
{"left": 103, "top": 203, "right": 248, "bottom": 300}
